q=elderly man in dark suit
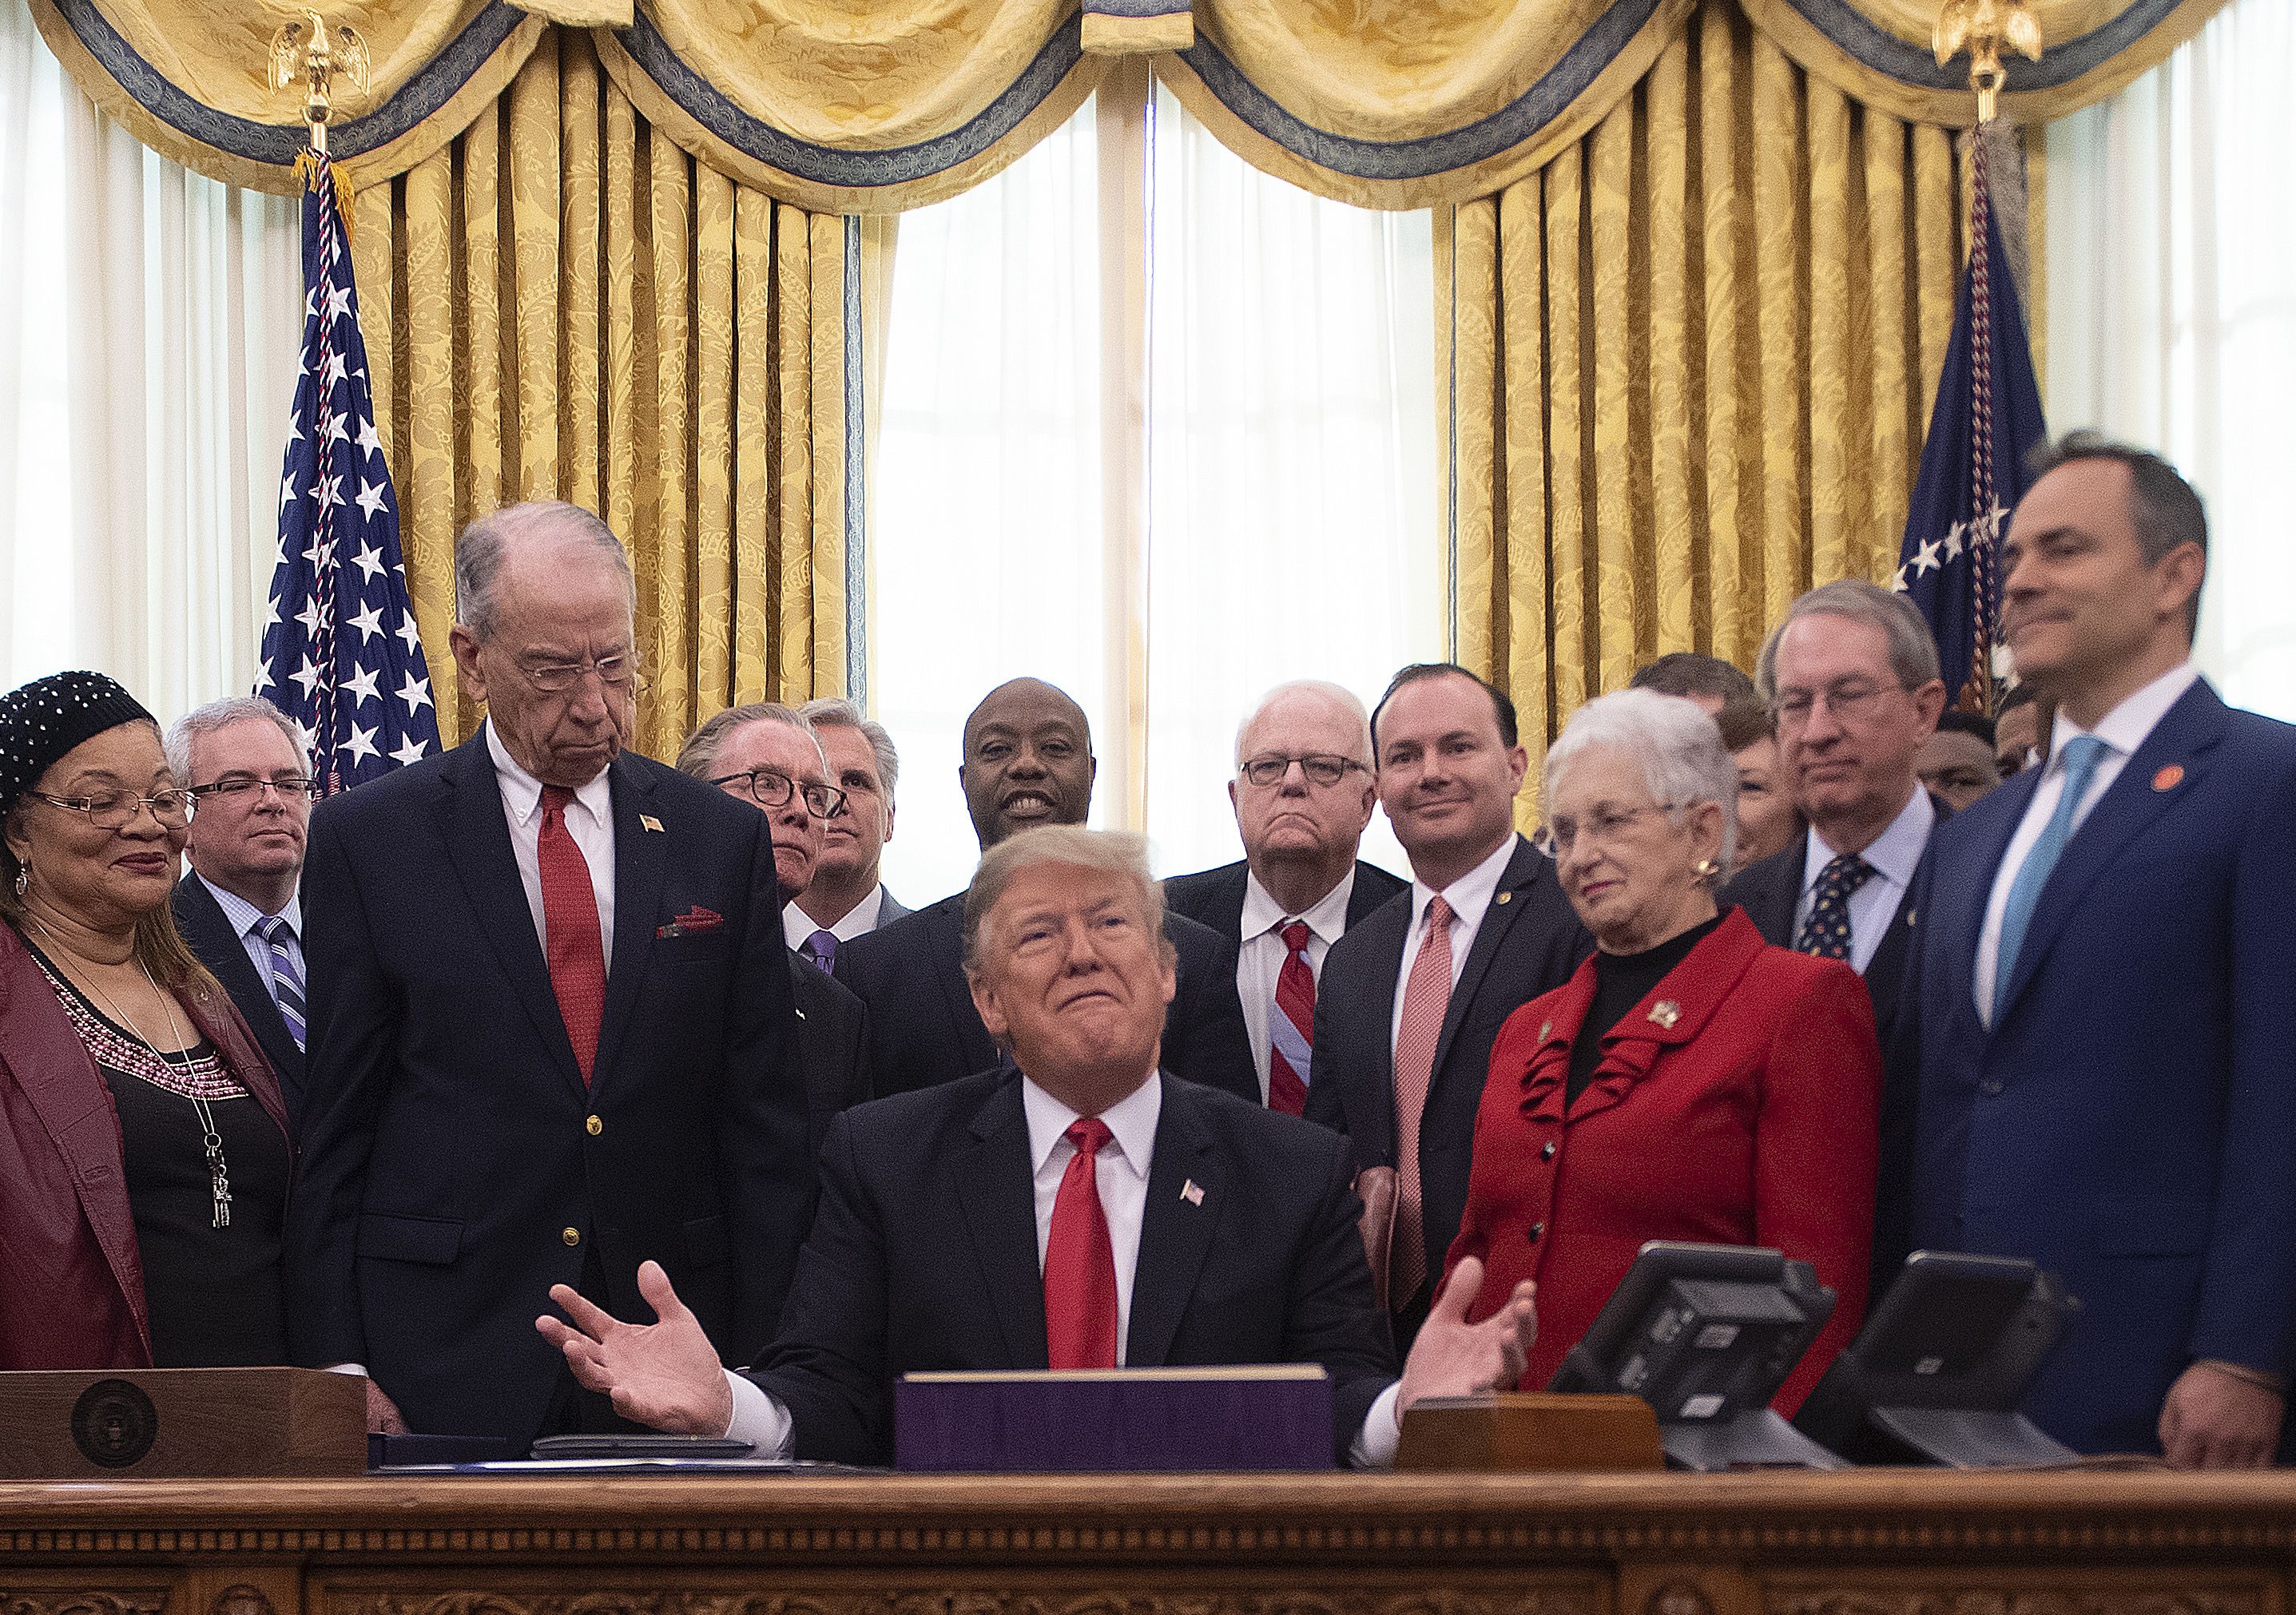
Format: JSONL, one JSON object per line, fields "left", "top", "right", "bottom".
{"left": 835, "top": 677, "right": 1257, "bottom": 1102}
{"left": 1906, "top": 436, "right": 2296, "bottom": 1466}
{"left": 677, "top": 701, "right": 872, "bottom": 1151}
{"left": 285, "top": 501, "right": 808, "bottom": 1445}
{"left": 1719, "top": 580, "right": 1949, "bottom": 1283}
{"left": 538, "top": 826, "right": 1537, "bottom": 1466}
{"left": 1166, "top": 680, "right": 1404, "bottom": 1114}
{"left": 167, "top": 696, "right": 316, "bottom": 1128}
{"left": 1305, "top": 664, "right": 1589, "bottom": 1347}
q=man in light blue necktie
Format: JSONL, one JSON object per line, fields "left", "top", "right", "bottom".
{"left": 1902, "top": 434, "right": 2296, "bottom": 1469}
{"left": 168, "top": 697, "right": 316, "bottom": 1125}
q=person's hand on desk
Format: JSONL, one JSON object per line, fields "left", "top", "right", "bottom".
{"left": 1395, "top": 1255, "right": 1538, "bottom": 1417}
{"left": 2159, "top": 1360, "right": 2284, "bottom": 1469}
{"left": 367, "top": 1380, "right": 409, "bottom": 1434}
{"left": 536, "top": 1260, "right": 733, "bottom": 1434}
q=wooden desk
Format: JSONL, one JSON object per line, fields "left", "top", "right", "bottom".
{"left": 1, "top": 1471, "right": 2287, "bottom": 1615}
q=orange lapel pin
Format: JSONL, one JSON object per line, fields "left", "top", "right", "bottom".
{"left": 2152, "top": 764, "right": 2184, "bottom": 792}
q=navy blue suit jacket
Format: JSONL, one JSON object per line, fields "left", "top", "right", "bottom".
{"left": 1303, "top": 835, "right": 1591, "bottom": 1314}
{"left": 1905, "top": 679, "right": 2296, "bottom": 1454}
{"left": 834, "top": 891, "right": 1260, "bottom": 1104}
{"left": 285, "top": 735, "right": 810, "bottom": 1445}
{"left": 747, "top": 1069, "right": 1398, "bottom": 1465}
{"left": 173, "top": 875, "right": 306, "bottom": 1133}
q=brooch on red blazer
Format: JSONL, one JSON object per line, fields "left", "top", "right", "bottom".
{"left": 655, "top": 906, "right": 725, "bottom": 939}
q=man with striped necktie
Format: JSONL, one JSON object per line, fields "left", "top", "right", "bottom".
{"left": 169, "top": 697, "right": 316, "bottom": 1129}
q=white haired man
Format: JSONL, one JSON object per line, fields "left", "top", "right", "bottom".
{"left": 1165, "top": 681, "right": 1406, "bottom": 1113}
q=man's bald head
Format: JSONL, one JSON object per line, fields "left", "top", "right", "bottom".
{"left": 959, "top": 677, "right": 1097, "bottom": 850}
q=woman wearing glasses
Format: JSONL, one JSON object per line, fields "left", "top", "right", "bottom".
{"left": 1445, "top": 688, "right": 1878, "bottom": 1412}
{"left": 0, "top": 671, "right": 292, "bottom": 1371}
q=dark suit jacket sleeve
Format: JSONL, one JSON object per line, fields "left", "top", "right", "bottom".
{"left": 744, "top": 1110, "right": 890, "bottom": 1464}
{"left": 1287, "top": 1129, "right": 1402, "bottom": 1458}
{"left": 2194, "top": 746, "right": 2296, "bottom": 1375}
{"left": 1871, "top": 852, "right": 1933, "bottom": 1284}
{"left": 1757, "top": 959, "right": 1881, "bottom": 1411}
{"left": 717, "top": 823, "right": 812, "bottom": 1358}
{"left": 1167, "top": 924, "right": 1261, "bottom": 1105}
{"left": 1303, "top": 985, "right": 1351, "bottom": 1140}
{"left": 284, "top": 804, "right": 396, "bottom": 1368}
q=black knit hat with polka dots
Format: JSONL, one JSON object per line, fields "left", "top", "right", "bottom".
{"left": 0, "top": 671, "right": 155, "bottom": 821}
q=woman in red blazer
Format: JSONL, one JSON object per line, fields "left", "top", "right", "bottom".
{"left": 1447, "top": 688, "right": 1878, "bottom": 1412}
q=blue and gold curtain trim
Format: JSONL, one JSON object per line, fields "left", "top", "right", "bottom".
{"left": 30, "top": 1, "right": 2232, "bottom": 208}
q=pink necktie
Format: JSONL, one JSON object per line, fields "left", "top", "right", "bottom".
{"left": 1267, "top": 920, "right": 1315, "bottom": 1115}
{"left": 1390, "top": 895, "right": 1454, "bottom": 1308}
{"left": 538, "top": 784, "right": 606, "bottom": 1085}
{"left": 1043, "top": 1117, "right": 1118, "bottom": 1369}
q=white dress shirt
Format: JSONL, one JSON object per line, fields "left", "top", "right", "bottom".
{"left": 1791, "top": 785, "right": 1935, "bottom": 974}
{"left": 781, "top": 883, "right": 885, "bottom": 952}
{"left": 197, "top": 870, "right": 304, "bottom": 1001}
{"left": 1973, "top": 661, "right": 2201, "bottom": 1023}
{"left": 1390, "top": 833, "right": 1518, "bottom": 1052}
{"left": 1236, "top": 868, "right": 1357, "bottom": 1101}
{"left": 487, "top": 719, "right": 617, "bottom": 974}
{"left": 723, "top": 1070, "right": 1405, "bottom": 1464}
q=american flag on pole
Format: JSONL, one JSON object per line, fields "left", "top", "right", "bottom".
{"left": 256, "top": 151, "right": 439, "bottom": 792}
{"left": 1892, "top": 131, "right": 2048, "bottom": 714}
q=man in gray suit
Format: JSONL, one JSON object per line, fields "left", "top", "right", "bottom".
{"left": 789, "top": 698, "right": 906, "bottom": 972}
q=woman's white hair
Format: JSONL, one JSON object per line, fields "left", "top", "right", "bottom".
{"left": 1543, "top": 688, "right": 1739, "bottom": 880}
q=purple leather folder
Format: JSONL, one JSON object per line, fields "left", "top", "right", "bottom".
{"left": 894, "top": 1366, "right": 1335, "bottom": 1471}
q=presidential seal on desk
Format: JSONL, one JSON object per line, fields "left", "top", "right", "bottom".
{"left": 71, "top": 1379, "right": 158, "bottom": 1469}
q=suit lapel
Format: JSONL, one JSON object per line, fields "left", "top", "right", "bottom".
{"left": 1998, "top": 683, "right": 2226, "bottom": 1019}
{"left": 177, "top": 879, "right": 300, "bottom": 1080}
{"left": 436, "top": 735, "right": 586, "bottom": 1097}
{"left": 955, "top": 1078, "right": 1049, "bottom": 1368}
{"left": 1429, "top": 836, "right": 1537, "bottom": 1082}
{"left": 592, "top": 756, "right": 665, "bottom": 1088}
{"left": 1127, "top": 1073, "right": 1221, "bottom": 1367}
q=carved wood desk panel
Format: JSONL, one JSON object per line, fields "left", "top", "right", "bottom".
{"left": 2, "top": 1472, "right": 2289, "bottom": 1615}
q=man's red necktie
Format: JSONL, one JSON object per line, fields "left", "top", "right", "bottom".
{"left": 1267, "top": 919, "right": 1316, "bottom": 1115}
{"left": 538, "top": 784, "right": 606, "bottom": 1085}
{"left": 1043, "top": 1117, "right": 1118, "bottom": 1369}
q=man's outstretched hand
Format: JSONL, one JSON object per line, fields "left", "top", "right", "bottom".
{"left": 1395, "top": 1255, "right": 1538, "bottom": 1415}
{"left": 534, "top": 1260, "right": 733, "bottom": 1435}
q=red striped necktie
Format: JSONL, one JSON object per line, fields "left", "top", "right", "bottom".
{"left": 1267, "top": 919, "right": 1316, "bottom": 1115}
{"left": 538, "top": 784, "right": 606, "bottom": 1085}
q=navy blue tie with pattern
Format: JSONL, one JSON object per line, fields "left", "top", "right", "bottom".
{"left": 1794, "top": 853, "right": 1874, "bottom": 961}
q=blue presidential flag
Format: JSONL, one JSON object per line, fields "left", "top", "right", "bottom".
{"left": 1893, "top": 136, "right": 2048, "bottom": 713}
{"left": 256, "top": 152, "right": 439, "bottom": 793}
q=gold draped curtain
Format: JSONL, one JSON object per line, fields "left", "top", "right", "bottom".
{"left": 348, "top": 30, "right": 856, "bottom": 755}
{"left": 1442, "top": 0, "right": 1971, "bottom": 808}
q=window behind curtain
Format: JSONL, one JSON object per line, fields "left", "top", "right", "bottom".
{"left": 870, "top": 85, "right": 1440, "bottom": 903}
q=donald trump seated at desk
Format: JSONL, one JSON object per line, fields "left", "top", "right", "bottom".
{"left": 538, "top": 826, "right": 1536, "bottom": 1466}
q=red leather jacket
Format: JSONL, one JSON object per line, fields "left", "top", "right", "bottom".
{"left": 0, "top": 919, "right": 288, "bottom": 1369}
{"left": 1447, "top": 907, "right": 1879, "bottom": 1412}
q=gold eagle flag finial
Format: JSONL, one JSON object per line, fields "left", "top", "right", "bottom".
{"left": 268, "top": 11, "right": 371, "bottom": 155}
{"left": 1934, "top": 0, "right": 2043, "bottom": 123}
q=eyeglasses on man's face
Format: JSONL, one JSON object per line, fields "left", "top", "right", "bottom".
{"left": 709, "top": 766, "right": 847, "bottom": 819}
{"left": 1239, "top": 752, "right": 1369, "bottom": 788}
{"left": 30, "top": 788, "right": 194, "bottom": 831}
{"left": 1770, "top": 678, "right": 1905, "bottom": 730}
{"left": 512, "top": 652, "right": 646, "bottom": 695}
{"left": 187, "top": 774, "right": 321, "bottom": 808}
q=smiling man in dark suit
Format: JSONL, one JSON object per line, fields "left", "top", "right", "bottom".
{"left": 1719, "top": 581, "right": 1949, "bottom": 1283}
{"left": 167, "top": 696, "right": 316, "bottom": 1128}
{"left": 538, "top": 826, "right": 1537, "bottom": 1466}
{"left": 285, "top": 501, "right": 808, "bottom": 1446}
{"left": 1305, "top": 664, "right": 1589, "bottom": 1346}
{"left": 1166, "top": 681, "right": 1405, "bottom": 1113}
{"left": 835, "top": 677, "right": 1257, "bottom": 1103}
{"left": 1905, "top": 436, "right": 2296, "bottom": 1466}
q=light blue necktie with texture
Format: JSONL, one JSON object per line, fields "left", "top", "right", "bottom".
{"left": 1992, "top": 735, "right": 2109, "bottom": 1021}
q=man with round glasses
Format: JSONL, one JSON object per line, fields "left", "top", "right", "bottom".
{"left": 167, "top": 696, "right": 318, "bottom": 1127}
{"left": 677, "top": 704, "right": 871, "bottom": 1153}
{"left": 1166, "top": 681, "right": 1405, "bottom": 1113}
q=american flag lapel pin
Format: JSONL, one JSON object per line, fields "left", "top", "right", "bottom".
{"left": 640, "top": 814, "right": 665, "bottom": 833}
{"left": 1181, "top": 1180, "right": 1205, "bottom": 1207}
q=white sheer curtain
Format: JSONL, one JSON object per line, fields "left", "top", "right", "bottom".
{"left": 870, "top": 84, "right": 1438, "bottom": 902}
{"left": 2044, "top": 0, "right": 2296, "bottom": 722}
{"left": 0, "top": 0, "right": 301, "bottom": 714}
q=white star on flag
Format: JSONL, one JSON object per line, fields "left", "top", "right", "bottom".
{"left": 342, "top": 664, "right": 382, "bottom": 708}
{"left": 341, "top": 722, "right": 380, "bottom": 765}
{"left": 351, "top": 542, "right": 385, "bottom": 582}
{"left": 389, "top": 733, "right": 431, "bottom": 768}
{"left": 397, "top": 671, "right": 433, "bottom": 714}
{"left": 348, "top": 602, "right": 385, "bottom": 644}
